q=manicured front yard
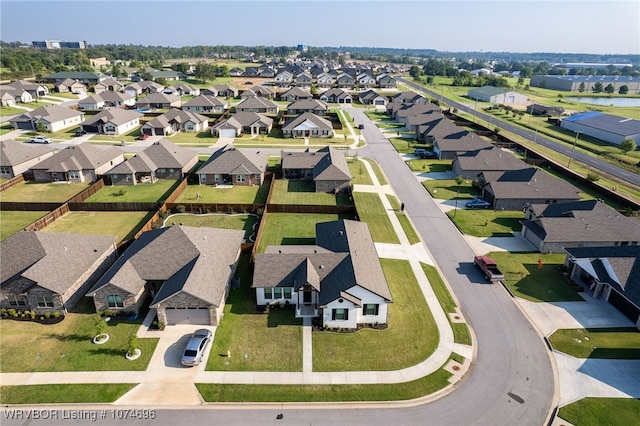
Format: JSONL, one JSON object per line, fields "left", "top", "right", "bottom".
{"left": 86, "top": 179, "right": 180, "bottom": 203}
{"left": 0, "top": 181, "right": 90, "bottom": 202}
{"left": 348, "top": 159, "right": 373, "bottom": 185}
{"left": 0, "top": 210, "right": 48, "bottom": 241}
{"left": 422, "top": 179, "right": 476, "bottom": 200}
{"left": 175, "top": 182, "right": 269, "bottom": 204}
{"left": 558, "top": 397, "right": 640, "bottom": 426}
{"left": 269, "top": 180, "right": 352, "bottom": 205}
{"left": 42, "top": 211, "right": 152, "bottom": 242}
{"left": 0, "top": 384, "right": 136, "bottom": 404}
{"left": 448, "top": 209, "right": 525, "bottom": 237}
{"left": 207, "top": 256, "right": 303, "bottom": 371}
{"left": 163, "top": 213, "right": 258, "bottom": 241}
{"left": 0, "top": 309, "right": 158, "bottom": 372}
{"left": 256, "top": 213, "right": 349, "bottom": 253}
{"left": 352, "top": 192, "right": 400, "bottom": 244}
{"left": 487, "top": 252, "right": 584, "bottom": 302}
{"left": 313, "top": 259, "right": 438, "bottom": 371}
{"left": 549, "top": 328, "right": 640, "bottom": 359}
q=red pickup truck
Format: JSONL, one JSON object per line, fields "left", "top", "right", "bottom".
{"left": 474, "top": 255, "right": 505, "bottom": 282}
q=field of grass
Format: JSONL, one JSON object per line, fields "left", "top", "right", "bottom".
{"left": 0, "top": 384, "right": 135, "bottom": 404}
{"left": 86, "top": 179, "right": 179, "bottom": 203}
{"left": 206, "top": 256, "right": 303, "bottom": 371}
{"left": 313, "top": 259, "right": 438, "bottom": 371}
{"left": 163, "top": 130, "right": 215, "bottom": 144}
{"left": 487, "top": 252, "right": 584, "bottom": 302}
{"left": 163, "top": 213, "right": 258, "bottom": 241}
{"left": 269, "top": 180, "right": 352, "bottom": 205}
{"left": 348, "top": 159, "right": 373, "bottom": 185}
{"left": 0, "top": 181, "right": 90, "bottom": 202}
{"left": 43, "top": 211, "right": 152, "bottom": 242}
{"left": 255, "top": 213, "right": 349, "bottom": 253}
{"left": 352, "top": 192, "right": 400, "bottom": 244}
{"left": 175, "top": 182, "right": 269, "bottom": 204}
{"left": 0, "top": 211, "right": 48, "bottom": 241}
{"left": 549, "top": 328, "right": 640, "bottom": 359}
{"left": 558, "top": 397, "right": 640, "bottom": 426}
{"left": 448, "top": 209, "right": 525, "bottom": 237}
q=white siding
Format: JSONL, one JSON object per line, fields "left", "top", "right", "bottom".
{"left": 322, "top": 298, "right": 357, "bottom": 329}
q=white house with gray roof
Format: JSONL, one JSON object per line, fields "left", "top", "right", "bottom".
{"left": 1, "top": 231, "right": 117, "bottom": 315}
{"left": 141, "top": 108, "right": 208, "bottom": 136}
{"left": 80, "top": 108, "right": 142, "bottom": 136}
{"left": 0, "top": 139, "right": 55, "bottom": 179}
{"left": 282, "top": 113, "right": 334, "bottom": 139}
{"left": 9, "top": 105, "right": 84, "bottom": 132}
{"left": 77, "top": 92, "right": 135, "bottom": 110}
{"left": 87, "top": 226, "right": 244, "bottom": 325}
{"left": 253, "top": 219, "right": 392, "bottom": 329}
{"left": 211, "top": 112, "right": 273, "bottom": 138}
{"left": 182, "top": 95, "right": 228, "bottom": 113}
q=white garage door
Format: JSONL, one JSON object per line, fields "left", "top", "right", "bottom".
{"left": 164, "top": 307, "right": 210, "bottom": 325}
{"left": 219, "top": 128, "right": 237, "bottom": 138}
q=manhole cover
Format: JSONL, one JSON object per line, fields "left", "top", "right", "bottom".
{"left": 452, "top": 365, "right": 460, "bottom": 371}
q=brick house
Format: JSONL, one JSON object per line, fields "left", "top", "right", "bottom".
{"left": 281, "top": 146, "right": 351, "bottom": 193}
{"left": 0, "top": 139, "right": 55, "bottom": 179}
{"left": 31, "top": 144, "right": 124, "bottom": 183}
{"left": 198, "top": 144, "right": 269, "bottom": 186}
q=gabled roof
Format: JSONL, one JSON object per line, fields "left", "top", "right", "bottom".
{"left": 282, "top": 113, "right": 333, "bottom": 132}
{"left": 281, "top": 145, "right": 351, "bottom": 182}
{"left": 106, "top": 139, "right": 197, "bottom": 175}
{"left": 1, "top": 231, "right": 116, "bottom": 295}
{"left": 82, "top": 108, "right": 142, "bottom": 127}
{"left": 281, "top": 87, "right": 312, "bottom": 99}
{"left": 481, "top": 168, "right": 581, "bottom": 200}
{"left": 144, "top": 108, "right": 208, "bottom": 128}
{"left": 81, "top": 92, "right": 134, "bottom": 104}
{"left": 137, "top": 92, "right": 180, "bottom": 105}
{"left": 389, "top": 91, "right": 426, "bottom": 103}
{"left": 198, "top": 144, "right": 269, "bottom": 175}
{"left": 212, "top": 112, "right": 273, "bottom": 130}
{"left": 359, "top": 89, "right": 385, "bottom": 102}
{"left": 88, "top": 226, "right": 244, "bottom": 306}
{"left": 0, "top": 139, "right": 54, "bottom": 167}
{"left": 236, "top": 96, "right": 278, "bottom": 110}
{"left": 14, "top": 104, "right": 83, "bottom": 123}
{"left": 453, "top": 146, "right": 525, "bottom": 172}
{"left": 286, "top": 99, "right": 328, "bottom": 112}
{"left": 31, "top": 144, "right": 122, "bottom": 172}
{"left": 321, "top": 88, "right": 351, "bottom": 99}
{"left": 183, "top": 95, "right": 227, "bottom": 108}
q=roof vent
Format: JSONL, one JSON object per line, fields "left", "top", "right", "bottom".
{"left": 339, "top": 230, "right": 344, "bottom": 236}
{"left": 320, "top": 265, "right": 324, "bottom": 269}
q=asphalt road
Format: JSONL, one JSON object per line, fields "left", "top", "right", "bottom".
{"left": 397, "top": 76, "right": 640, "bottom": 188}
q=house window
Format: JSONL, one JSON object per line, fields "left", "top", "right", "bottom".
{"left": 237, "top": 175, "right": 246, "bottom": 183}
{"left": 274, "top": 288, "right": 282, "bottom": 299}
{"left": 8, "top": 295, "right": 27, "bottom": 307}
{"left": 69, "top": 171, "right": 80, "bottom": 180}
{"left": 332, "top": 308, "right": 348, "bottom": 321}
{"left": 264, "top": 288, "right": 273, "bottom": 299}
{"left": 107, "top": 294, "right": 124, "bottom": 308}
{"left": 36, "top": 296, "right": 54, "bottom": 308}
{"left": 363, "top": 304, "right": 379, "bottom": 316}
{"left": 105, "top": 125, "right": 115, "bottom": 133}
{"left": 214, "top": 174, "right": 220, "bottom": 181}
{"left": 0, "top": 166, "right": 11, "bottom": 175}
{"left": 284, "top": 288, "right": 292, "bottom": 299}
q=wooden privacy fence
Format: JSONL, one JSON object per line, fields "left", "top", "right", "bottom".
{"left": 0, "top": 202, "right": 63, "bottom": 211}
{"left": 25, "top": 204, "right": 70, "bottom": 231}
{"left": 68, "top": 202, "right": 160, "bottom": 212}
{"left": 266, "top": 204, "right": 356, "bottom": 215}
{"left": 0, "top": 174, "right": 25, "bottom": 192}
{"left": 251, "top": 204, "right": 269, "bottom": 261}
{"left": 164, "top": 203, "right": 265, "bottom": 214}
{"left": 66, "top": 179, "right": 105, "bottom": 203}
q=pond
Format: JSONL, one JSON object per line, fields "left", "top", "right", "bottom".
{"left": 566, "top": 97, "right": 640, "bottom": 107}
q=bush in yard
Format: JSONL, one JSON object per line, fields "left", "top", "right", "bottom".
{"left": 53, "top": 311, "right": 60, "bottom": 318}
{"left": 94, "top": 312, "right": 107, "bottom": 337}
{"left": 44, "top": 312, "right": 51, "bottom": 319}
{"left": 586, "top": 173, "right": 600, "bottom": 182}
{"left": 176, "top": 205, "right": 186, "bottom": 213}
{"left": 127, "top": 331, "right": 139, "bottom": 355}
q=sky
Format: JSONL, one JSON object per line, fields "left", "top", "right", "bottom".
{"left": 1, "top": 0, "right": 638, "bottom": 55}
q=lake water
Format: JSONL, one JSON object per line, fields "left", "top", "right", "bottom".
{"left": 566, "top": 97, "right": 640, "bottom": 107}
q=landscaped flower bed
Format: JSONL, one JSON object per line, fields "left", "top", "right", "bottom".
{"left": 0, "top": 308, "right": 65, "bottom": 325}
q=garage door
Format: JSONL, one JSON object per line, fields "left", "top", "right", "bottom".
{"left": 374, "top": 99, "right": 385, "bottom": 105}
{"left": 608, "top": 289, "right": 640, "bottom": 323}
{"left": 219, "top": 128, "right": 236, "bottom": 138}
{"left": 164, "top": 307, "right": 210, "bottom": 325}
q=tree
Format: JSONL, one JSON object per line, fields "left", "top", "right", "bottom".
{"left": 578, "top": 82, "right": 585, "bottom": 92}
{"left": 619, "top": 85, "right": 629, "bottom": 95}
{"left": 604, "top": 84, "right": 615, "bottom": 94}
{"left": 621, "top": 138, "right": 637, "bottom": 154}
{"left": 194, "top": 61, "right": 215, "bottom": 83}
{"left": 593, "top": 82, "right": 603, "bottom": 93}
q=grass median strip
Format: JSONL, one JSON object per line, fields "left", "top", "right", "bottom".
{"left": 0, "top": 384, "right": 136, "bottom": 404}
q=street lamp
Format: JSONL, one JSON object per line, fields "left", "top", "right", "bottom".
{"left": 567, "top": 131, "right": 580, "bottom": 168}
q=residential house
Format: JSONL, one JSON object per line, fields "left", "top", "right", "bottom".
{"left": 563, "top": 245, "right": 640, "bottom": 329}
{"left": 87, "top": 226, "right": 244, "bottom": 326}
{"left": 104, "top": 139, "right": 198, "bottom": 185}
{"left": 79, "top": 108, "right": 143, "bottom": 136}
{"left": 235, "top": 96, "right": 279, "bottom": 114}
{"left": 295, "top": 72, "right": 313, "bottom": 88}
{"left": 0, "top": 139, "right": 55, "bottom": 179}
{"left": 0, "top": 87, "right": 33, "bottom": 106}
{"left": 286, "top": 99, "right": 328, "bottom": 116}
{"left": 316, "top": 73, "right": 335, "bottom": 89}
{"left": 77, "top": 92, "right": 135, "bottom": 110}
{"left": 393, "top": 102, "right": 441, "bottom": 124}
{"left": 202, "top": 84, "right": 239, "bottom": 98}
{"left": 376, "top": 73, "right": 397, "bottom": 89}
{"left": 93, "top": 78, "right": 125, "bottom": 94}
{"left": 1, "top": 231, "right": 117, "bottom": 315}
{"left": 336, "top": 73, "right": 355, "bottom": 89}
{"left": 357, "top": 72, "right": 376, "bottom": 89}
{"left": 149, "top": 70, "right": 185, "bottom": 81}
{"left": 452, "top": 146, "right": 527, "bottom": 179}
{"left": 282, "top": 113, "right": 334, "bottom": 139}
{"left": 31, "top": 144, "right": 124, "bottom": 183}
{"left": 182, "top": 95, "right": 228, "bottom": 113}
{"left": 275, "top": 71, "right": 294, "bottom": 87}
{"left": 198, "top": 144, "right": 269, "bottom": 186}
{"left": 211, "top": 112, "right": 273, "bottom": 138}
{"left": 321, "top": 88, "right": 352, "bottom": 104}
{"left": 163, "top": 82, "right": 200, "bottom": 97}
{"left": 9, "top": 105, "right": 84, "bottom": 132}
{"left": 244, "top": 67, "right": 261, "bottom": 77}
{"left": 141, "top": 108, "right": 209, "bottom": 136}
{"left": 42, "top": 71, "right": 103, "bottom": 85}
{"left": 54, "top": 78, "right": 87, "bottom": 94}
{"left": 477, "top": 168, "right": 581, "bottom": 210}
{"left": 259, "top": 66, "right": 276, "bottom": 78}
{"left": 124, "top": 81, "right": 165, "bottom": 97}
{"left": 281, "top": 145, "right": 350, "bottom": 193}
{"left": 425, "top": 119, "right": 492, "bottom": 159}
{"left": 4, "top": 80, "right": 49, "bottom": 99}
{"left": 358, "top": 89, "right": 387, "bottom": 106}
{"left": 253, "top": 219, "right": 392, "bottom": 328}
{"left": 136, "top": 93, "right": 182, "bottom": 110}
{"left": 389, "top": 91, "right": 427, "bottom": 105}
{"left": 228, "top": 67, "right": 244, "bottom": 77}
{"left": 467, "top": 86, "right": 528, "bottom": 105}
{"left": 248, "top": 85, "right": 275, "bottom": 98}
{"left": 280, "top": 87, "right": 313, "bottom": 102}
{"left": 520, "top": 200, "right": 640, "bottom": 253}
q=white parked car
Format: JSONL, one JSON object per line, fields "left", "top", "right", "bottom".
{"left": 29, "top": 136, "right": 53, "bottom": 144}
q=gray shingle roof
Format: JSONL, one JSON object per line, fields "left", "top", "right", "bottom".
{"left": 453, "top": 146, "right": 526, "bottom": 172}
{"left": 198, "top": 144, "right": 268, "bottom": 175}
{"left": 183, "top": 95, "right": 227, "bottom": 108}
{"left": 32, "top": 144, "right": 122, "bottom": 172}
{"left": 482, "top": 168, "right": 581, "bottom": 200}
{"left": 106, "top": 139, "right": 196, "bottom": 174}
{"left": 286, "top": 99, "right": 328, "bottom": 112}
{"left": 145, "top": 108, "right": 207, "bottom": 128}
{"left": 281, "top": 113, "right": 333, "bottom": 132}
{"left": 82, "top": 108, "right": 142, "bottom": 127}
{"left": 0, "top": 139, "right": 55, "bottom": 166}
{"left": 19, "top": 104, "right": 84, "bottom": 123}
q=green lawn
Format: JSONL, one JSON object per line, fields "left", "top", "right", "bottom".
{"left": 0, "top": 384, "right": 135, "bottom": 404}
{"left": 0, "top": 308, "right": 158, "bottom": 372}
{"left": 352, "top": 192, "right": 400, "bottom": 244}
{"left": 0, "top": 122, "right": 14, "bottom": 135}
{"left": 422, "top": 179, "right": 477, "bottom": 200}
{"left": 558, "top": 397, "right": 640, "bottom": 426}
{"left": 269, "top": 180, "right": 352, "bottom": 205}
{"left": 313, "top": 259, "right": 438, "bottom": 371}
{"left": 386, "top": 194, "right": 420, "bottom": 244}
{"left": 389, "top": 137, "right": 426, "bottom": 154}
{"left": 0, "top": 211, "right": 48, "bottom": 240}
{"left": 86, "top": 179, "right": 180, "bottom": 203}
{"left": 175, "top": 182, "right": 269, "bottom": 204}
{"left": 448, "top": 209, "right": 525, "bottom": 237}
{"left": 549, "top": 328, "right": 640, "bottom": 359}
{"left": 0, "top": 181, "right": 90, "bottom": 202}
{"left": 163, "top": 213, "right": 258, "bottom": 241}
{"left": 364, "top": 158, "right": 388, "bottom": 185}
{"left": 407, "top": 159, "right": 451, "bottom": 173}
{"left": 42, "top": 211, "right": 152, "bottom": 242}
{"left": 206, "top": 256, "right": 303, "bottom": 371}
{"left": 487, "top": 252, "right": 584, "bottom": 302}
{"left": 164, "top": 130, "right": 214, "bottom": 144}
{"left": 348, "top": 159, "right": 373, "bottom": 185}
{"left": 256, "top": 213, "right": 348, "bottom": 253}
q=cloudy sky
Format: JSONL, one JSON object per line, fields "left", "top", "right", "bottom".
{"left": 1, "top": 0, "right": 638, "bottom": 54}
